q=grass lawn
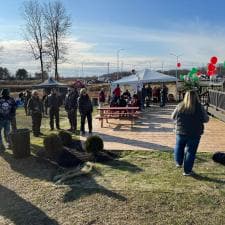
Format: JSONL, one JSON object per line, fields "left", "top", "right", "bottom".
{"left": 1, "top": 108, "right": 225, "bottom": 224}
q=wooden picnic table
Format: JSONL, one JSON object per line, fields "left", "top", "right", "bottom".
{"left": 96, "top": 106, "right": 140, "bottom": 127}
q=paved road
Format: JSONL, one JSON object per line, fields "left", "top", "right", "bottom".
{"left": 83, "top": 104, "right": 225, "bottom": 152}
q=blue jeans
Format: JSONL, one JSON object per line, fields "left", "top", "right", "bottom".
{"left": 174, "top": 135, "right": 200, "bottom": 173}
{"left": 0, "top": 119, "right": 10, "bottom": 146}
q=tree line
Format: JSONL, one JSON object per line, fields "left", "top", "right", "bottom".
{"left": 0, "top": 67, "right": 49, "bottom": 80}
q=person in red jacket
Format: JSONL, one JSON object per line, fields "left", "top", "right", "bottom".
{"left": 113, "top": 84, "right": 121, "bottom": 102}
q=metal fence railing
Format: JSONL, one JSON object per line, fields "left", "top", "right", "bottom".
{"left": 208, "top": 90, "right": 225, "bottom": 112}
{"left": 199, "top": 91, "right": 209, "bottom": 106}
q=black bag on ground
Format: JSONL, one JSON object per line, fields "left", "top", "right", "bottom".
{"left": 212, "top": 152, "right": 225, "bottom": 165}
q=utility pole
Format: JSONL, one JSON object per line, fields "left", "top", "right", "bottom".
{"left": 121, "top": 61, "right": 124, "bottom": 72}
{"left": 117, "top": 49, "right": 124, "bottom": 80}
{"left": 81, "top": 62, "right": 84, "bottom": 77}
{"left": 107, "top": 62, "right": 110, "bottom": 75}
{"left": 161, "top": 61, "right": 164, "bottom": 72}
{"left": 170, "top": 52, "right": 183, "bottom": 101}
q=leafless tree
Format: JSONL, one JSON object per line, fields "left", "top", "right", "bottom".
{"left": 43, "top": 1, "right": 71, "bottom": 80}
{"left": 22, "top": 0, "right": 46, "bottom": 81}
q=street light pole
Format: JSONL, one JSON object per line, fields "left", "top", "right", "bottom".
{"left": 117, "top": 48, "right": 124, "bottom": 80}
{"left": 170, "top": 53, "right": 182, "bottom": 101}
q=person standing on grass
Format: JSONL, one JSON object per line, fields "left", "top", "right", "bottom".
{"left": 24, "top": 90, "right": 31, "bottom": 116}
{"left": 0, "top": 88, "right": 16, "bottom": 152}
{"left": 27, "top": 90, "right": 44, "bottom": 137}
{"left": 64, "top": 86, "right": 79, "bottom": 133}
{"left": 47, "top": 88, "right": 62, "bottom": 130}
{"left": 42, "top": 90, "right": 48, "bottom": 115}
{"left": 78, "top": 88, "right": 93, "bottom": 136}
{"left": 171, "top": 90, "right": 209, "bottom": 176}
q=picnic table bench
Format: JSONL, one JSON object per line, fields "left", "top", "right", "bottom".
{"left": 96, "top": 106, "right": 140, "bottom": 127}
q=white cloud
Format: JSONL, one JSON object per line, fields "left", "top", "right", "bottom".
{"left": 0, "top": 37, "right": 95, "bottom": 75}
{"left": 1, "top": 20, "right": 225, "bottom": 76}
{"left": 77, "top": 22, "right": 225, "bottom": 63}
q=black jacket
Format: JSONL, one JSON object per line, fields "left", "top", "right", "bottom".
{"left": 47, "top": 94, "right": 62, "bottom": 110}
{"left": 64, "top": 90, "right": 79, "bottom": 111}
{"left": 27, "top": 97, "right": 43, "bottom": 115}
{"left": 78, "top": 94, "right": 93, "bottom": 115}
{"left": 0, "top": 96, "right": 16, "bottom": 120}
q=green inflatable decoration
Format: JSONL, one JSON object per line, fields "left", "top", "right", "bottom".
{"left": 192, "top": 75, "right": 199, "bottom": 81}
{"left": 188, "top": 72, "right": 193, "bottom": 78}
{"left": 180, "top": 74, "right": 184, "bottom": 81}
{"left": 191, "top": 68, "right": 198, "bottom": 74}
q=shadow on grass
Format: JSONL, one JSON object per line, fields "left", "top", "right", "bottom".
{"left": 62, "top": 154, "right": 145, "bottom": 202}
{"left": 63, "top": 175, "right": 127, "bottom": 203}
{"left": 2, "top": 145, "right": 128, "bottom": 203}
{"left": 192, "top": 173, "right": 225, "bottom": 184}
{"left": 0, "top": 185, "right": 59, "bottom": 225}
{"left": 1, "top": 147, "right": 57, "bottom": 182}
{"left": 99, "top": 158, "right": 144, "bottom": 173}
{"left": 195, "top": 155, "right": 209, "bottom": 163}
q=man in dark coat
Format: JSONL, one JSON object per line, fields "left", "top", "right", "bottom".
{"left": 78, "top": 88, "right": 93, "bottom": 136}
{"left": 27, "top": 90, "right": 44, "bottom": 137}
{"left": 42, "top": 90, "right": 48, "bottom": 115}
{"left": 64, "top": 87, "right": 79, "bottom": 132}
{"left": 48, "top": 88, "right": 62, "bottom": 130}
{"left": 160, "top": 84, "right": 168, "bottom": 107}
{"left": 0, "top": 88, "right": 16, "bottom": 152}
{"left": 24, "top": 90, "right": 31, "bottom": 116}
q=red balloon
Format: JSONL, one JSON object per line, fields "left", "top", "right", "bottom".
{"left": 210, "top": 56, "right": 218, "bottom": 64}
{"left": 207, "top": 70, "right": 216, "bottom": 76}
{"left": 208, "top": 63, "right": 216, "bottom": 71}
{"left": 207, "top": 71, "right": 213, "bottom": 76}
{"left": 177, "top": 62, "right": 181, "bottom": 68}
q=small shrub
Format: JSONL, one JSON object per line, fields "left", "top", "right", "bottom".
{"left": 58, "top": 130, "right": 72, "bottom": 147}
{"left": 43, "top": 134, "right": 63, "bottom": 159}
{"left": 85, "top": 135, "right": 104, "bottom": 155}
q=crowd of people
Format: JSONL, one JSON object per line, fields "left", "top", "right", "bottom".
{"left": 0, "top": 84, "right": 209, "bottom": 177}
{"left": 98, "top": 84, "right": 169, "bottom": 110}
{"left": 0, "top": 86, "right": 93, "bottom": 153}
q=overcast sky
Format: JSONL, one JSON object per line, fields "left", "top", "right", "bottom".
{"left": 1, "top": 0, "right": 225, "bottom": 77}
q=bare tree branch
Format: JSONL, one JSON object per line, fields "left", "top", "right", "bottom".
{"left": 22, "top": 0, "right": 47, "bottom": 81}
{"left": 43, "top": 0, "right": 71, "bottom": 80}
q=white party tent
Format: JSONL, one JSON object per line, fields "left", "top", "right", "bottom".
{"left": 112, "top": 69, "right": 177, "bottom": 86}
{"left": 111, "top": 69, "right": 177, "bottom": 94}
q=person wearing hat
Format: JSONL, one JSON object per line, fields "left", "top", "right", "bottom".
{"left": 47, "top": 88, "right": 62, "bottom": 130}
{"left": 64, "top": 86, "right": 79, "bottom": 132}
{"left": 27, "top": 90, "right": 44, "bottom": 137}
{"left": 78, "top": 88, "right": 93, "bottom": 135}
{"left": 0, "top": 88, "right": 16, "bottom": 152}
